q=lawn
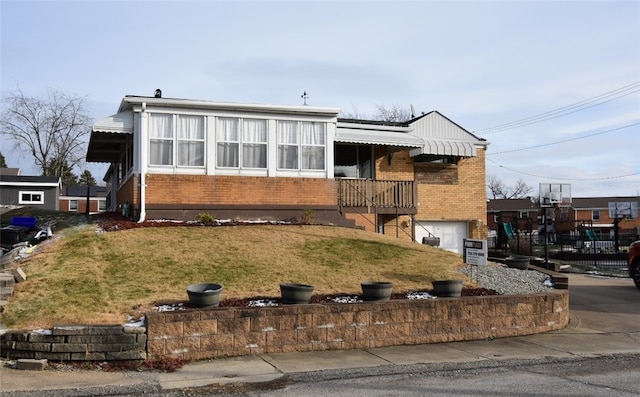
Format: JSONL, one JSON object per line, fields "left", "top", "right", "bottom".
{"left": 1, "top": 211, "right": 471, "bottom": 329}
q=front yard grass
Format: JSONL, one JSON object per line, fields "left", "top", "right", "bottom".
{"left": 3, "top": 222, "right": 470, "bottom": 329}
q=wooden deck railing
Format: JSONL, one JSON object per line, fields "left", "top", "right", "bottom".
{"left": 337, "top": 179, "right": 415, "bottom": 209}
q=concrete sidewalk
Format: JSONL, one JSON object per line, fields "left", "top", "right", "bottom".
{"left": 2, "top": 327, "right": 640, "bottom": 396}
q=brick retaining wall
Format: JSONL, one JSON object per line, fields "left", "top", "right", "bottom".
{"left": 0, "top": 291, "right": 569, "bottom": 362}
{"left": 146, "top": 290, "right": 569, "bottom": 361}
{"left": 0, "top": 325, "right": 147, "bottom": 361}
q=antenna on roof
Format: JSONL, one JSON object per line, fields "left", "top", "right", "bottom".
{"left": 410, "top": 104, "right": 416, "bottom": 118}
{"left": 301, "top": 91, "right": 309, "bottom": 105}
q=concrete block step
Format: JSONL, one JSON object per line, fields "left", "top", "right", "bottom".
{"left": 0, "top": 273, "right": 15, "bottom": 288}
{"left": 0, "top": 286, "right": 13, "bottom": 300}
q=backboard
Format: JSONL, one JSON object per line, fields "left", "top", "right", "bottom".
{"left": 539, "top": 183, "right": 572, "bottom": 208}
{"left": 608, "top": 201, "right": 638, "bottom": 219}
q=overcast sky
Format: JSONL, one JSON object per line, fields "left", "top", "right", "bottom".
{"left": 1, "top": 0, "right": 639, "bottom": 199}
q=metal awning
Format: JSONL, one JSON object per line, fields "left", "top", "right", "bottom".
{"left": 86, "top": 112, "right": 134, "bottom": 163}
{"left": 410, "top": 139, "right": 477, "bottom": 157}
{"left": 335, "top": 128, "right": 424, "bottom": 148}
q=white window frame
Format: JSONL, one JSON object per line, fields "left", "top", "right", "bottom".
{"left": 216, "top": 117, "right": 267, "bottom": 170}
{"left": 592, "top": 210, "right": 600, "bottom": 221}
{"left": 277, "top": 120, "right": 326, "bottom": 171}
{"left": 98, "top": 199, "right": 106, "bottom": 212}
{"left": 149, "top": 113, "right": 206, "bottom": 168}
{"left": 19, "top": 191, "right": 44, "bottom": 205}
{"left": 520, "top": 211, "right": 529, "bottom": 219}
{"left": 69, "top": 199, "right": 79, "bottom": 212}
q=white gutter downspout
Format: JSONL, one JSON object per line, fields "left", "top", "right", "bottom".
{"left": 138, "top": 102, "right": 147, "bottom": 223}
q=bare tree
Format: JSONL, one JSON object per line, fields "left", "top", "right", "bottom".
{"left": 0, "top": 87, "right": 91, "bottom": 177}
{"left": 374, "top": 104, "right": 412, "bottom": 122}
{"left": 487, "top": 175, "right": 534, "bottom": 199}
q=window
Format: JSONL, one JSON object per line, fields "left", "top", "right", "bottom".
{"left": 98, "top": 199, "right": 106, "bottom": 212}
{"left": 69, "top": 200, "right": 78, "bottom": 212}
{"left": 149, "top": 114, "right": 173, "bottom": 166}
{"left": 520, "top": 211, "right": 529, "bottom": 219}
{"left": 413, "top": 154, "right": 459, "bottom": 164}
{"left": 592, "top": 210, "right": 600, "bottom": 221}
{"left": 19, "top": 191, "right": 44, "bottom": 204}
{"left": 217, "top": 117, "right": 267, "bottom": 169}
{"left": 149, "top": 114, "right": 205, "bottom": 167}
{"left": 277, "top": 121, "right": 325, "bottom": 170}
{"left": 334, "top": 144, "right": 372, "bottom": 178}
{"left": 177, "top": 115, "right": 205, "bottom": 166}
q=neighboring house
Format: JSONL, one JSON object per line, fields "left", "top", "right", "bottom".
{"left": 558, "top": 196, "right": 640, "bottom": 239}
{"left": 487, "top": 198, "right": 539, "bottom": 231}
{"left": 59, "top": 185, "right": 109, "bottom": 214}
{"left": 86, "top": 93, "right": 489, "bottom": 254}
{"left": 0, "top": 170, "right": 62, "bottom": 211}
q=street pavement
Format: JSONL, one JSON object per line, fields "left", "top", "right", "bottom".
{"left": 1, "top": 273, "right": 639, "bottom": 396}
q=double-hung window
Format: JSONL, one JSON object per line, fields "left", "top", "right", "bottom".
{"left": 277, "top": 121, "right": 325, "bottom": 170}
{"left": 149, "top": 113, "right": 205, "bottom": 167}
{"left": 69, "top": 199, "right": 78, "bottom": 212}
{"left": 217, "top": 117, "right": 267, "bottom": 169}
{"left": 149, "top": 114, "right": 174, "bottom": 166}
{"left": 177, "top": 115, "right": 205, "bottom": 167}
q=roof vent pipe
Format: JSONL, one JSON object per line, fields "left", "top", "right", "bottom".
{"left": 154, "top": 89, "right": 162, "bottom": 98}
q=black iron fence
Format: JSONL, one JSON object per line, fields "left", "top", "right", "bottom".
{"left": 488, "top": 230, "right": 636, "bottom": 269}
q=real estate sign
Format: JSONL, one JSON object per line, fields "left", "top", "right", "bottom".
{"left": 463, "top": 238, "right": 487, "bottom": 266}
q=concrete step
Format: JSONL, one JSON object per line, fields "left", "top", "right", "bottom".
{"left": 0, "top": 286, "right": 13, "bottom": 300}
{"left": 0, "top": 273, "right": 15, "bottom": 288}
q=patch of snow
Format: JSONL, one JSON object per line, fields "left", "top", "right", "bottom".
{"left": 248, "top": 299, "right": 278, "bottom": 307}
{"left": 407, "top": 291, "right": 436, "bottom": 300}
{"left": 153, "top": 303, "right": 185, "bottom": 312}
{"left": 124, "top": 316, "right": 145, "bottom": 327}
{"left": 332, "top": 296, "right": 362, "bottom": 303}
{"left": 32, "top": 328, "right": 53, "bottom": 335}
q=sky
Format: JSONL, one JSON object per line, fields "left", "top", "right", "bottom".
{"left": 1, "top": 0, "right": 639, "bottom": 199}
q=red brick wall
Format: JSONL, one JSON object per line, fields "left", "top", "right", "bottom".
{"left": 145, "top": 175, "right": 337, "bottom": 206}
{"left": 415, "top": 150, "right": 488, "bottom": 240}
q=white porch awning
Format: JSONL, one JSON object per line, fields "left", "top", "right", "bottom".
{"left": 410, "top": 139, "right": 477, "bottom": 157}
{"left": 335, "top": 128, "right": 424, "bottom": 148}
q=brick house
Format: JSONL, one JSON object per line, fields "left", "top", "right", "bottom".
{"left": 59, "top": 185, "right": 109, "bottom": 214}
{"left": 86, "top": 93, "right": 488, "bottom": 253}
{"left": 555, "top": 196, "right": 640, "bottom": 239}
{"left": 487, "top": 198, "right": 540, "bottom": 248}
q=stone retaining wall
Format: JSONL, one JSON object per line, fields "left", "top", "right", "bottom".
{"left": 146, "top": 290, "right": 569, "bottom": 361}
{"left": 0, "top": 325, "right": 147, "bottom": 361}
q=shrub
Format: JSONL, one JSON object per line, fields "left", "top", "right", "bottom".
{"left": 300, "top": 209, "right": 315, "bottom": 224}
{"left": 196, "top": 213, "right": 216, "bottom": 225}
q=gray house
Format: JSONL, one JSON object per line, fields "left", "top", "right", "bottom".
{"left": 0, "top": 173, "right": 62, "bottom": 211}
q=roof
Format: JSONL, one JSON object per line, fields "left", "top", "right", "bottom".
{"left": 571, "top": 196, "right": 639, "bottom": 209}
{"left": 119, "top": 95, "right": 341, "bottom": 116}
{"left": 487, "top": 198, "right": 538, "bottom": 212}
{"left": 335, "top": 122, "right": 423, "bottom": 148}
{"left": 62, "top": 185, "right": 109, "bottom": 197}
{"left": 408, "top": 111, "right": 487, "bottom": 157}
{"left": 86, "top": 112, "right": 134, "bottom": 163}
{"left": 0, "top": 175, "right": 61, "bottom": 187}
{"left": 0, "top": 168, "right": 21, "bottom": 176}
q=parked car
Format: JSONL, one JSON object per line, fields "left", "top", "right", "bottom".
{"left": 628, "top": 240, "right": 640, "bottom": 289}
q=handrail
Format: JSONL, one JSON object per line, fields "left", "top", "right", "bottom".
{"left": 337, "top": 179, "right": 437, "bottom": 241}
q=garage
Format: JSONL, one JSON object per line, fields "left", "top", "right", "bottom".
{"left": 415, "top": 221, "right": 468, "bottom": 254}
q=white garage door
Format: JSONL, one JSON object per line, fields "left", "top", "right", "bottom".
{"left": 415, "top": 221, "right": 468, "bottom": 254}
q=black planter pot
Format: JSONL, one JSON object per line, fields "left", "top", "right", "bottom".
{"left": 280, "top": 283, "right": 314, "bottom": 304}
{"left": 186, "top": 283, "right": 223, "bottom": 307}
{"left": 361, "top": 281, "right": 393, "bottom": 301}
{"left": 505, "top": 255, "right": 530, "bottom": 270}
{"left": 432, "top": 280, "right": 463, "bottom": 298}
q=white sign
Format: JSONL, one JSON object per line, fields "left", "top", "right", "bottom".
{"left": 463, "top": 238, "right": 487, "bottom": 266}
